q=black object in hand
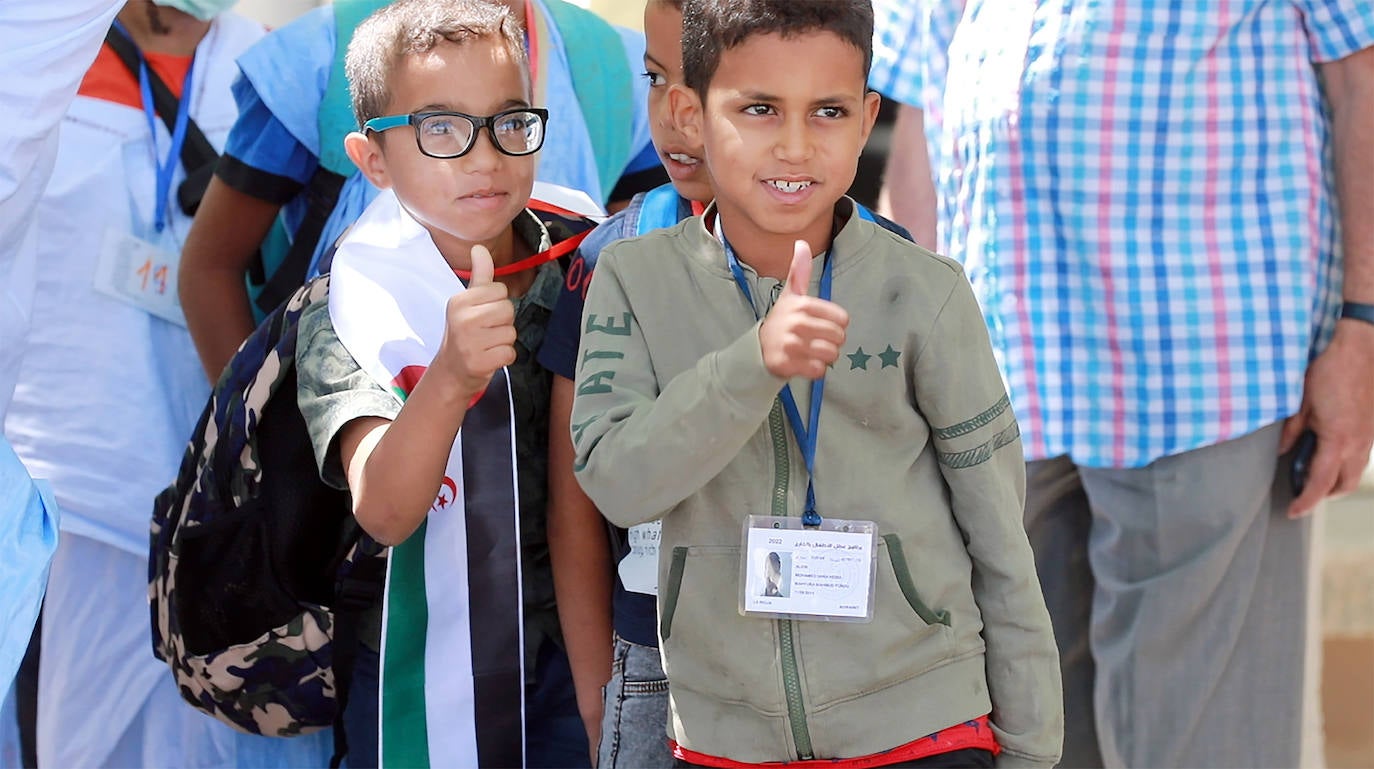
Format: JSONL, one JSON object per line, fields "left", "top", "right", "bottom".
{"left": 1290, "top": 429, "right": 1317, "bottom": 496}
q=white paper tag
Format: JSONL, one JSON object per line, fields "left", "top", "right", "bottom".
{"left": 618, "top": 521, "right": 661, "bottom": 595}
{"left": 93, "top": 228, "right": 187, "bottom": 326}
{"left": 740, "top": 517, "right": 876, "bottom": 622}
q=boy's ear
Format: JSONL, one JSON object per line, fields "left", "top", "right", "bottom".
{"left": 857, "top": 90, "right": 882, "bottom": 148}
{"left": 344, "top": 130, "right": 393, "bottom": 190}
{"left": 668, "top": 83, "right": 704, "bottom": 146}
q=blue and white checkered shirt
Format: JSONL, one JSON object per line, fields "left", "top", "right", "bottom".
{"left": 871, "top": 0, "right": 1374, "bottom": 468}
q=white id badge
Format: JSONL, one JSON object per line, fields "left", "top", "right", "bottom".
{"left": 93, "top": 228, "right": 187, "bottom": 327}
{"left": 618, "top": 521, "right": 661, "bottom": 595}
{"left": 739, "top": 516, "right": 877, "bottom": 623}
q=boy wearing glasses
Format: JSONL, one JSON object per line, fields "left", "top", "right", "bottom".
{"left": 294, "top": 1, "right": 593, "bottom": 765}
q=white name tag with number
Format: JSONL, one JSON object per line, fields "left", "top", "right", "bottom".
{"left": 93, "top": 228, "right": 187, "bottom": 326}
{"left": 618, "top": 521, "right": 661, "bottom": 595}
{"left": 740, "top": 515, "right": 877, "bottom": 623}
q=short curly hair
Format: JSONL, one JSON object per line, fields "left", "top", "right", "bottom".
{"left": 345, "top": 0, "right": 528, "bottom": 128}
{"left": 681, "top": 0, "right": 874, "bottom": 101}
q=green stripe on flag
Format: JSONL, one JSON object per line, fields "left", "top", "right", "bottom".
{"left": 382, "top": 520, "right": 431, "bottom": 769}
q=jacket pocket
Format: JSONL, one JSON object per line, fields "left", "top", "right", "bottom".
{"left": 660, "top": 546, "right": 688, "bottom": 641}
{"left": 796, "top": 535, "right": 955, "bottom": 706}
{"left": 658, "top": 545, "right": 783, "bottom": 712}
{"left": 881, "top": 534, "right": 951, "bottom": 627}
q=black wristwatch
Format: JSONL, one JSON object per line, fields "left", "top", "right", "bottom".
{"left": 1340, "top": 301, "right": 1374, "bottom": 326}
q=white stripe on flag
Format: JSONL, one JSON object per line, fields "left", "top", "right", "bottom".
{"left": 424, "top": 438, "right": 477, "bottom": 764}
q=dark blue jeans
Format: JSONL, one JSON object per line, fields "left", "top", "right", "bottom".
{"left": 342, "top": 637, "right": 588, "bottom": 769}
{"left": 526, "top": 638, "right": 591, "bottom": 769}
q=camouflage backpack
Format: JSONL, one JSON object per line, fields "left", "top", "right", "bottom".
{"left": 150, "top": 274, "right": 385, "bottom": 742}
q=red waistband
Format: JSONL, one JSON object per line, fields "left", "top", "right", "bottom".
{"left": 670, "top": 715, "right": 999, "bottom": 769}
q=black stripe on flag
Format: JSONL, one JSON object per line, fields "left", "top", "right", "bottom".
{"left": 460, "top": 367, "right": 524, "bottom": 768}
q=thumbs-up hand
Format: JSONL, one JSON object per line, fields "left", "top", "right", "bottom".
{"left": 758, "top": 240, "right": 848, "bottom": 380}
{"left": 437, "top": 244, "right": 517, "bottom": 402}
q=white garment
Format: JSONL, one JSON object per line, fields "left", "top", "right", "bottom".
{"left": 6, "top": 14, "right": 258, "bottom": 555}
{"left": 5, "top": 13, "right": 331, "bottom": 766}
{"left": 39, "top": 533, "right": 330, "bottom": 768}
{"left": 40, "top": 535, "right": 223, "bottom": 767}
{"left": 0, "top": 0, "right": 121, "bottom": 704}
{"left": 0, "top": 0, "right": 122, "bottom": 420}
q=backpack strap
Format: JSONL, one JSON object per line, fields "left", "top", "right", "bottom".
{"left": 254, "top": 168, "right": 347, "bottom": 315}
{"left": 103, "top": 25, "right": 219, "bottom": 215}
{"left": 635, "top": 184, "right": 685, "bottom": 237}
{"left": 327, "top": 540, "right": 387, "bottom": 768}
{"left": 538, "top": 0, "right": 635, "bottom": 201}
{"left": 854, "top": 200, "right": 915, "bottom": 242}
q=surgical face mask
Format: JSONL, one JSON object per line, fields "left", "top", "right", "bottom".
{"left": 153, "top": 0, "right": 238, "bottom": 21}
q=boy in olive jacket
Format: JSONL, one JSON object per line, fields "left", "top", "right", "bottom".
{"left": 569, "top": 1, "right": 1063, "bottom": 767}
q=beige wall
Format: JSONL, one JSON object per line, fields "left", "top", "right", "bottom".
{"left": 587, "top": 0, "right": 646, "bottom": 30}
{"left": 233, "top": 0, "right": 646, "bottom": 30}
{"left": 231, "top": 0, "right": 317, "bottom": 27}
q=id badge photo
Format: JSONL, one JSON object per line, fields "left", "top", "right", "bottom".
{"left": 739, "top": 515, "right": 878, "bottom": 623}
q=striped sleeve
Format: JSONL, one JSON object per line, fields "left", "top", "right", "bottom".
{"left": 1293, "top": 0, "right": 1374, "bottom": 62}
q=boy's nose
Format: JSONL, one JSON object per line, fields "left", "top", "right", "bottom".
{"left": 774, "top": 117, "right": 814, "bottom": 162}
{"left": 462, "top": 130, "right": 504, "bottom": 172}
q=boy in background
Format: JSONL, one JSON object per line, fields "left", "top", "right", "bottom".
{"left": 294, "top": 1, "right": 593, "bottom": 764}
{"left": 541, "top": 1, "right": 710, "bottom": 764}
{"left": 569, "top": 0, "right": 1063, "bottom": 766}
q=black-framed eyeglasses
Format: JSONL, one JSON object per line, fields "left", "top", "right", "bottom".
{"left": 362, "top": 107, "right": 549, "bottom": 159}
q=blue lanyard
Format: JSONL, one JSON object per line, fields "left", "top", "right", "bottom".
{"left": 721, "top": 230, "right": 833, "bottom": 528}
{"left": 114, "top": 21, "right": 195, "bottom": 233}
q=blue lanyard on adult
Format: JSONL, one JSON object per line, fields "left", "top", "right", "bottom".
{"left": 721, "top": 230, "right": 833, "bottom": 528}
{"left": 112, "top": 20, "right": 196, "bottom": 234}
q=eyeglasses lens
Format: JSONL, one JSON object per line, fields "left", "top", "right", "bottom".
{"left": 417, "top": 114, "right": 476, "bottom": 157}
{"left": 491, "top": 111, "right": 544, "bottom": 155}
{"left": 416, "top": 111, "right": 544, "bottom": 158}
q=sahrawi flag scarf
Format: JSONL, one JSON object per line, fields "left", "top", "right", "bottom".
{"left": 329, "top": 185, "right": 597, "bottom": 768}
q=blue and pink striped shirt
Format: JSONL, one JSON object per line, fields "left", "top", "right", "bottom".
{"left": 872, "top": 0, "right": 1374, "bottom": 468}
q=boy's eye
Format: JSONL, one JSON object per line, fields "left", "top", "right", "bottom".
{"left": 815, "top": 106, "right": 847, "bottom": 119}
{"left": 743, "top": 104, "right": 775, "bottom": 116}
{"left": 494, "top": 114, "right": 532, "bottom": 136}
{"left": 642, "top": 70, "right": 666, "bottom": 87}
{"left": 423, "top": 117, "right": 461, "bottom": 136}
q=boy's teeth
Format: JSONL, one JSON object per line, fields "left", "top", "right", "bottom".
{"left": 770, "top": 180, "right": 811, "bottom": 193}
{"left": 668, "top": 153, "right": 698, "bottom": 165}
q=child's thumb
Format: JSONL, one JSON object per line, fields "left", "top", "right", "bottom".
{"left": 782, "top": 240, "right": 813, "bottom": 297}
{"left": 468, "top": 244, "right": 495, "bottom": 287}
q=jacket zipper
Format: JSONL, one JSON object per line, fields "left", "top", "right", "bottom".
{"left": 768, "top": 400, "right": 814, "bottom": 759}
{"left": 769, "top": 400, "right": 790, "bottom": 518}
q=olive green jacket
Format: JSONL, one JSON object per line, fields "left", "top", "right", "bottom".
{"left": 571, "top": 201, "right": 1062, "bottom": 767}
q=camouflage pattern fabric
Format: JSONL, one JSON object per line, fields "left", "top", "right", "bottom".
{"left": 149, "top": 275, "right": 386, "bottom": 737}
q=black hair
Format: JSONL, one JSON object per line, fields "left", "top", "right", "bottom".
{"left": 681, "top": 0, "right": 874, "bottom": 100}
